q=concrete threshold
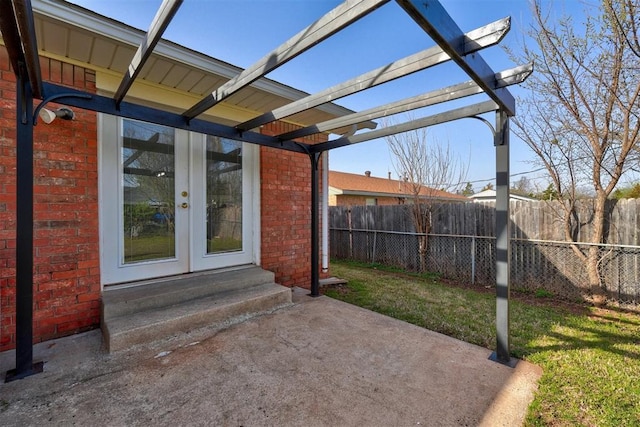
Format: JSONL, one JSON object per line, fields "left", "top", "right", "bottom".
{"left": 0, "top": 288, "right": 541, "bottom": 426}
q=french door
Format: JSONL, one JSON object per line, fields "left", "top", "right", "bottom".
{"left": 99, "top": 116, "right": 257, "bottom": 285}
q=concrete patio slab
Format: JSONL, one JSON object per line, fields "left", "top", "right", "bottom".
{"left": 0, "top": 288, "right": 541, "bottom": 426}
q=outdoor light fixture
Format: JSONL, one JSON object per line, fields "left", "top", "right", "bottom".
{"left": 32, "top": 92, "right": 91, "bottom": 126}
{"left": 38, "top": 107, "right": 75, "bottom": 124}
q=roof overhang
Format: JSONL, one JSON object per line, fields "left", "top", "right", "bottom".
{"left": 28, "top": 0, "right": 374, "bottom": 132}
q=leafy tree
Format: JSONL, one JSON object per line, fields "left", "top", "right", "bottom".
{"left": 612, "top": 183, "right": 640, "bottom": 199}
{"left": 539, "top": 183, "right": 559, "bottom": 201}
{"left": 510, "top": 0, "right": 640, "bottom": 301}
{"left": 481, "top": 182, "right": 494, "bottom": 192}
{"left": 512, "top": 176, "right": 534, "bottom": 197}
{"left": 461, "top": 182, "right": 475, "bottom": 196}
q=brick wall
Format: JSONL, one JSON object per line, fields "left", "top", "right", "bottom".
{"left": 260, "top": 122, "right": 328, "bottom": 288}
{"left": 0, "top": 49, "right": 331, "bottom": 349}
{"left": 0, "top": 48, "right": 100, "bottom": 351}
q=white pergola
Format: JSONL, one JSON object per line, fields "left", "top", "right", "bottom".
{"left": 1, "top": 0, "right": 531, "bottom": 380}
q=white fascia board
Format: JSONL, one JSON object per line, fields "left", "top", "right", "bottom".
{"left": 340, "top": 189, "right": 461, "bottom": 202}
{"left": 341, "top": 190, "right": 407, "bottom": 199}
{"left": 328, "top": 186, "right": 343, "bottom": 196}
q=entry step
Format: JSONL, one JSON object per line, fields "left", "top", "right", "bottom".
{"left": 101, "top": 267, "right": 291, "bottom": 352}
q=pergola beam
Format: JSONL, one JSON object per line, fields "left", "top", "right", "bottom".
{"left": 114, "top": 0, "right": 183, "bottom": 106}
{"left": 277, "top": 63, "right": 532, "bottom": 140}
{"left": 43, "top": 82, "right": 308, "bottom": 154}
{"left": 236, "top": 17, "right": 511, "bottom": 131}
{"left": 182, "top": 0, "right": 391, "bottom": 120}
{"left": 311, "top": 100, "right": 498, "bottom": 152}
{"left": 0, "top": 1, "right": 24, "bottom": 76}
{"left": 397, "top": 0, "right": 516, "bottom": 116}
{"left": 0, "top": 0, "right": 43, "bottom": 99}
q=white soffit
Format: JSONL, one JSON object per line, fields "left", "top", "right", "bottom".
{"left": 28, "top": 0, "right": 358, "bottom": 127}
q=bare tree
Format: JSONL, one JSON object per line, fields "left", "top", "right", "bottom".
{"left": 386, "top": 124, "right": 468, "bottom": 272}
{"left": 510, "top": 0, "right": 640, "bottom": 301}
{"left": 512, "top": 176, "right": 534, "bottom": 197}
{"left": 607, "top": 0, "right": 640, "bottom": 170}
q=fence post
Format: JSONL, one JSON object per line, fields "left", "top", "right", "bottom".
{"left": 471, "top": 236, "right": 476, "bottom": 285}
{"left": 372, "top": 230, "right": 377, "bottom": 264}
{"left": 348, "top": 208, "right": 353, "bottom": 259}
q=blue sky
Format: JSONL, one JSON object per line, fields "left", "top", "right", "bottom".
{"left": 67, "top": 0, "right": 590, "bottom": 192}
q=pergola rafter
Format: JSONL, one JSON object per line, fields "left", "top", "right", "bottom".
{"left": 114, "top": 0, "right": 183, "bottom": 106}
{"left": 312, "top": 100, "right": 499, "bottom": 152}
{"left": 1, "top": 0, "right": 42, "bottom": 99}
{"left": 182, "top": 0, "right": 391, "bottom": 121}
{"left": 0, "top": 0, "right": 528, "bottom": 380}
{"left": 397, "top": 0, "right": 517, "bottom": 115}
{"left": 235, "top": 17, "right": 511, "bottom": 131}
{"left": 277, "top": 64, "right": 532, "bottom": 141}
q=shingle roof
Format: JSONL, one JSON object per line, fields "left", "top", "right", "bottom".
{"left": 328, "top": 171, "right": 468, "bottom": 201}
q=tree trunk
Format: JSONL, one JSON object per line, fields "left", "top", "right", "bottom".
{"left": 418, "top": 234, "right": 428, "bottom": 273}
{"left": 413, "top": 203, "right": 431, "bottom": 273}
{"left": 587, "top": 193, "right": 607, "bottom": 304}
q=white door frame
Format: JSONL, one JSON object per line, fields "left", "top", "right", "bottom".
{"left": 98, "top": 115, "right": 260, "bottom": 286}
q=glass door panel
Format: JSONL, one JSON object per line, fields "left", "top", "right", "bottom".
{"left": 205, "top": 136, "right": 243, "bottom": 254}
{"left": 121, "top": 120, "right": 177, "bottom": 263}
{"left": 100, "top": 114, "right": 256, "bottom": 285}
{"left": 190, "top": 135, "right": 255, "bottom": 272}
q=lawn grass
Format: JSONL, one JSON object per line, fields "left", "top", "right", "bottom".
{"left": 123, "top": 236, "right": 242, "bottom": 262}
{"left": 124, "top": 235, "right": 175, "bottom": 262}
{"left": 325, "top": 260, "right": 640, "bottom": 427}
{"left": 207, "top": 237, "right": 242, "bottom": 253}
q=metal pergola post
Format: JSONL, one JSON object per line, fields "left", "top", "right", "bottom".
{"left": 309, "top": 152, "right": 321, "bottom": 297}
{"left": 490, "top": 109, "right": 514, "bottom": 367}
{"left": 6, "top": 68, "right": 43, "bottom": 382}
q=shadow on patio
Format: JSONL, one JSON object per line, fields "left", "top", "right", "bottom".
{"left": 0, "top": 288, "right": 540, "bottom": 426}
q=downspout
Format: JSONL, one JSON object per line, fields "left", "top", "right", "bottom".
{"left": 321, "top": 151, "right": 329, "bottom": 272}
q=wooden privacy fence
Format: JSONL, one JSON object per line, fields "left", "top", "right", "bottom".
{"left": 329, "top": 201, "right": 640, "bottom": 307}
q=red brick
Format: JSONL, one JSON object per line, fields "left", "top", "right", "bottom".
{"left": 0, "top": 47, "right": 99, "bottom": 350}
{"left": 259, "top": 123, "right": 327, "bottom": 288}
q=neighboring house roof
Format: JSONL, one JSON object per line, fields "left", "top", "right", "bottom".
{"left": 328, "top": 171, "right": 468, "bottom": 201}
{"left": 469, "top": 189, "right": 536, "bottom": 202}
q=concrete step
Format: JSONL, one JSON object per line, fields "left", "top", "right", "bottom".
{"left": 102, "top": 266, "right": 276, "bottom": 320}
{"left": 101, "top": 268, "right": 291, "bottom": 352}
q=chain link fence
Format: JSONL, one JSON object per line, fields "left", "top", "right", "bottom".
{"left": 330, "top": 228, "right": 640, "bottom": 309}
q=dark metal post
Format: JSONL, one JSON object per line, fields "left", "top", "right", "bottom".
{"left": 6, "top": 69, "right": 43, "bottom": 382}
{"left": 489, "top": 109, "right": 515, "bottom": 367}
{"left": 309, "top": 152, "right": 321, "bottom": 297}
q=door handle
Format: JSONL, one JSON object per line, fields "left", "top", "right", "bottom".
{"left": 181, "top": 202, "right": 189, "bottom": 209}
